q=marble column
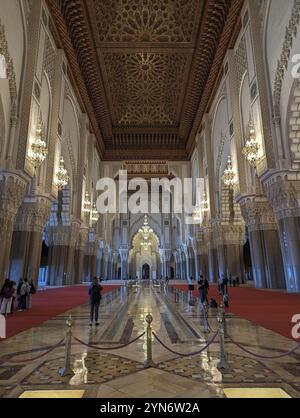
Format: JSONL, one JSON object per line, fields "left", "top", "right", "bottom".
{"left": 277, "top": 216, "right": 300, "bottom": 292}
{"left": 240, "top": 196, "right": 286, "bottom": 290}
{"left": 9, "top": 196, "right": 52, "bottom": 287}
{"left": 204, "top": 228, "right": 218, "bottom": 283}
{"left": 47, "top": 222, "right": 80, "bottom": 286}
{"left": 74, "top": 228, "right": 88, "bottom": 284}
{"left": 213, "top": 223, "right": 245, "bottom": 282}
{"left": 0, "top": 172, "right": 29, "bottom": 284}
{"left": 120, "top": 249, "right": 129, "bottom": 280}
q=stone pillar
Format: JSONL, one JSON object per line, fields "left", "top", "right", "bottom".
{"left": 0, "top": 172, "right": 29, "bottom": 284}
{"left": 47, "top": 221, "right": 80, "bottom": 286}
{"left": 120, "top": 249, "right": 129, "bottom": 280}
{"left": 204, "top": 227, "right": 218, "bottom": 283}
{"left": 239, "top": 195, "right": 286, "bottom": 290}
{"left": 213, "top": 222, "right": 245, "bottom": 282}
{"left": 9, "top": 196, "right": 52, "bottom": 287}
{"left": 74, "top": 227, "right": 88, "bottom": 284}
{"left": 265, "top": 174, "right": 300, "bottom": 292}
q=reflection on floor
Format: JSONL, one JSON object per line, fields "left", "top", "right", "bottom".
{"left": 19, "top": 390, "right": 85, "bottom": 398}
{"left": 223, "top": 388, "right": 291, "bottom": 398}
{"left": 0, "top": 283, "right": 299, "bottom": 398}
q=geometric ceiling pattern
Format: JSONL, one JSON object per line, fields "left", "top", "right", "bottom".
{"left": 93, "top": 0, "right": 200, "bottom": 43}
{"left": 103, "top": 52, "right": 189, "bottom": 126}
{"left": 47, "top": 0, "right": 244, "bottom": 160}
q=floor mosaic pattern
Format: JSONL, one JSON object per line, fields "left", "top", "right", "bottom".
{"left": 0, "top": 283, "right": 299, "bottom": 398}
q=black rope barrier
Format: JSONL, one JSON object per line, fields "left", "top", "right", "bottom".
{"left": 73, "top": 331, "right": 145, "bottom": 351}
{"left": 152, "top": 330, "right": 219, "bottom": 357}
{"left": 226, "top": 332, "right": 300, "bottom": 359}
{"left": 0, "top": 338, "right": 65, "bottom": 365}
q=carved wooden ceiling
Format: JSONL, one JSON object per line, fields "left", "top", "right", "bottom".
{"left": 47, "top": 0, "right": 243, "bottom": 160}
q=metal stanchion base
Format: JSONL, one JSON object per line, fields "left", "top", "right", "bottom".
{"left": 58, "top": 367, "right": 74, "bottom": 377}
{"left": 217, "top": 360, "right": 229, "bottom": 370}
{"left": 143, "top": 359, "right": 154, "bottom": 368}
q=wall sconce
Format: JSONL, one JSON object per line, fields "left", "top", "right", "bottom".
{"left": 242, "top": 118, "right": 261, "bottom": 168}
{"left": 56, "top": 157, "right": 69, "bottom": 190}
{"left": 83, "top": 192, "right": 91, "bottom": 214}
{"left": 28, "top": 113, "right": 48, "bottom": 168}
{"left": 223, "top": 156, "right": 235, "bottom": 188}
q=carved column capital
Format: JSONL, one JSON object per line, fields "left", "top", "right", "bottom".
{"left": 264, "top": 171, "right": 300, "bottom": 220}
{"left": 238, "top": 194, "right": 278, "bottom": 232}
{"left": 0, "top": 171, "right": 29, "bottom": 220}
{"left": 14, "top": 195, "right": 52, "bottom": 233}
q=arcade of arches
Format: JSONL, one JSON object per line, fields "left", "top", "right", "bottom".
{"left": 0, "top": 0, "right": 300, "bottom": 399}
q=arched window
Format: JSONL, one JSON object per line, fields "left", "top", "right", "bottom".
{"left": 0, "top": 54, "right": 7, "bottom": 79}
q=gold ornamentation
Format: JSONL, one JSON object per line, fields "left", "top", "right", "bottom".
{"left": 56, "top": 157, "right": 69, "bottom": 190}
{"left": 28, "top": 113, "right": 48, "bottom": 168}
{"left": 222, "top": 156, "right": 235, "bottom": 188}
{"left": 242, "top": 119, "right": 260, "bottom": 168}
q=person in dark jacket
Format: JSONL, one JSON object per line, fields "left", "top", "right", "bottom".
{"left": 198, "top": 277, "right": 207, "bottom": 304}
{"left": 88, "top": 277, "right": 103, "bottom": 326}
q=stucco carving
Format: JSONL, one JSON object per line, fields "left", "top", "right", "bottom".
{"left": 273, "top": 0, "right": 300, "bottom": 117}
{"left": 0, "top": 19, "right": 17, "bottom": 117}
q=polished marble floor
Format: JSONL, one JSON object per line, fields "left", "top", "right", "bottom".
{"left": 0, "top": 283, "right": 299, "bottom": 398}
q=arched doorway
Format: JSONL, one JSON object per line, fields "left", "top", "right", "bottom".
{"left": 142, "top": 263, "right": 150, "bottom": 280}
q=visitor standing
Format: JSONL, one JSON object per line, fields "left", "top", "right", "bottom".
{"left": 27, "top": 279, "right": 36, "bottom": 309}
{"left": 18, "top": 278, "right": 30, "bottom": 311}
{"left": 88, "top": 277, "right": 103, "bottom": 326}
{"left": 0, "top": 280, "right": 14, "bottom": 315}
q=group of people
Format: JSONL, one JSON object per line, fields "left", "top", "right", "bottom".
{"left": 0, "top": 278, "right": 36, "bottom": 315}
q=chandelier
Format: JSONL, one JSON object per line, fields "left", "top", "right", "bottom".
{"left": 192, "top": 203, "right": 202, "bottom": 222}
{"left": 139, "top": 215, "right": 153, "bottom": 240}
{"left": 56, "top": 157, "right": 69, "bottom": 190}
{"left": 83, "top": 192, "right": 91, "bottom": 214}
{"left": 92, "top": 202, "right": 99, "bottom": 223}
{"left": 223, "top": 156, "right": 235, "bottom": 187}
{"left": 141, "top": 240, "right": 151, "bottom": 251}
{"left": 201, "top": 193, "right": 209, "bottom": 212}
{"left": 28, "top": 113, "right": 48, "bottom": 168}
{"left": 139, "top": 215, "right": 153, "bottom": 250}
{"left": 242, "top": 119, "right": 260, "bottom": 168}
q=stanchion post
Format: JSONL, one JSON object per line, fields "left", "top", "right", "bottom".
{"left": 144, "top": 313, "right": 154, "bottom": 368}
{"left": 59, "top": 315, "right": 74, "bottom": 377}
{"left": 217, "top": 303, "right": 229, "bottom": 370}
{"left": 202, "top": 301, "right": 210, "bottom": 333}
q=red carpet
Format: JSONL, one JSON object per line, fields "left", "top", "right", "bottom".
{"left": 171, "top": 284, "right": 300, "bottom": 341}
{"left": 1, "top": 284, "right": 120, "bottom": 340}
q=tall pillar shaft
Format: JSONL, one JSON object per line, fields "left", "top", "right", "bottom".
{"left": 278, "top": 217, "right": 300, "bottom": 292}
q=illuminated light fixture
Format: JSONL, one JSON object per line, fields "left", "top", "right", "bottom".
{"left": 138, "top": 215, "right": 153, "bottom": 240}
{"left": 201, "top": 192, "right": 209, "bottom": 212}
{"left": 28, "top": 113, "right": 48, "bottom": 168}
{"left": 223, "top": 156, "right": 235, "bottom": 188}
{"left": 242, "top": 118, "right": 260, "bottom": 168}
{"left": 83, "top": 192, "right": 91, "bottom": 214}
{"left": 192, "top": 203, "right": 202, "bottom": 222}
{"left": 141, "top": 239, "right": 151, "bottom": 251}
{"left": 92, "top": 202, "right": 99, "bottom": 223}
{"left": 56, "top": 157, "right": 69, "bottom": 190}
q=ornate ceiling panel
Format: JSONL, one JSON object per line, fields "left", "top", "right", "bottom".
{"left": 47, "top": 0, "right": 243, "bottom": 160}
{"left": 92, "top": 0, "right": 201, "bottom": 44}
{"left": 103, "top": 52, "right": 189, "bottom": 126}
